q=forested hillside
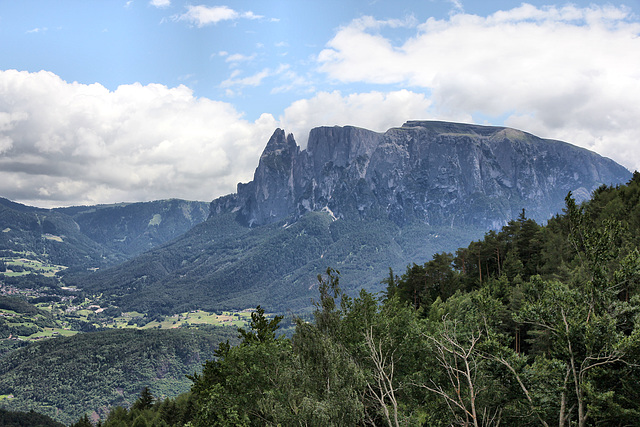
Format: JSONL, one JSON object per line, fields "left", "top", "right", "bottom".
{"left": 0, "top": 327, "right": 238, "bottom": 424}
{"left": 73, "top": 210, "right": 483, "bottom": 315}
{"left": 0, "top": 408, "right": 64, "bottom": 427}
{"left": 0, "top": 198, "right": 124, "bottom": 269}
{"left": 0, "top": 198, "right": 209, "bottom": 280}
{"left": 68, "top": 121, "right": 630, "bottom": 316}
{"left": 88, "top": 172, "right": 640, "bottom": 426}
{"left": 55, "top": 199, "right": 209, "bottom": 258}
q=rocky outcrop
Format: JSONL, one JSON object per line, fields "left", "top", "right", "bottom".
{"left": 212, "top": 121, "right": 631, "bottom": 229}
{"left": 235, "top": 129, "right": 300, "bottom": 226}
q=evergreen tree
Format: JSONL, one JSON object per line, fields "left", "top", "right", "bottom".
{"left": 69, "top": 414, "right": 93, "bottom": 427}
{"left": 132, "top": 387, "right": 154, "bottom": 412}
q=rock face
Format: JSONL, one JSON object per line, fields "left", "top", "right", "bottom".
{"left": 76, "top": 121, "right": 631, "bottom": 314}
{"left": 214, "top": 121, "right": 630, "bottom": 229}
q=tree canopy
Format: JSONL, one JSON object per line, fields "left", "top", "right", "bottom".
{"left": 72, "top": 173, "right": 640, "bottom": 426}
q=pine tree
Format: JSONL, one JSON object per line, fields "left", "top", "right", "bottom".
{"left": 132, "top": 387, "right": 154, "bottom": 411}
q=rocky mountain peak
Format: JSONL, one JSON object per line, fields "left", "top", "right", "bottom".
{"left": 261, "top": 128, "right": 298, "bottom": 157}
{"left": 213, "top": 121, "right": 630, "bottom": 229}
{"left": 235, "top": 128, "right": 299, "bottom": 226}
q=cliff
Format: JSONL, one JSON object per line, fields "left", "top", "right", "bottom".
{"left": 214, "top": 121, "right": 629, "bottom": 229}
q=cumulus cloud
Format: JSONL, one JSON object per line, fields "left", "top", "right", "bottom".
{"left": 0, "top": 71, "right": 455, "bottom": 207}
{"left": 0, "top": 70, "right": 277, "bottom": 207}
{"left": 317, "top": 4, "right": 640, "bottom": 172}
{"left": 176, "top": 5, "right": 262, "bottom": 27}
{"left": 149, "top": 0, "right": 170, "bottom": 8}
{"left": 279, "top": 90, "right": 442, "bottom": 148}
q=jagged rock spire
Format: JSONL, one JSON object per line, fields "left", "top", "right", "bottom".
{"left": 214, "top": 121, "right": 630, "bottom": 229}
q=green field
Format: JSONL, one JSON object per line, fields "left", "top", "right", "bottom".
{"left": 1, "top": 303, "right": 254, "bottom": 342}
{"left": 28, "top": 328, "right": 78, "bottom": 339}
{"left": 137, "top": 309, "right": 254, "bottom": 329}
{"left": 1, "top": 250, "right": 67, "bottom": 277}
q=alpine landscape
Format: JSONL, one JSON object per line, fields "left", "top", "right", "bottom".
{"left": 1, "top": 1, "right": 640, "bottom": 426}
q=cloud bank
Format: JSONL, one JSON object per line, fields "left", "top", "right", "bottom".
{"left": 317, "top": 4, "right": 640, "bottom": 173}
{"left": 1, "top": 3, "right": 639, "bottom": 208}
{"left": 0, "top": 72, "right": 430, "bottom": 207}
{"left": 0, "top": 70, "right": 278, "bottom": 207}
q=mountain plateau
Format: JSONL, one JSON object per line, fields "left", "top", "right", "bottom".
{"left": 70, "top": 121, "right": 631, "bottom": 313}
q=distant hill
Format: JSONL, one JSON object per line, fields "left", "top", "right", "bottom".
{"left": 0, "top": 197, "right": 122, "bottom": 269}
{"left": 73, "top": 121, "right": 631, "bottom": 314}
{"left": 0, "top": 408, "right": 64, "bottom": 427}
{"left": 0, "top": 198, "right": 209, "bottom": 272}
{"left": 55, "top": 199, "right": 209, "bottom": 258}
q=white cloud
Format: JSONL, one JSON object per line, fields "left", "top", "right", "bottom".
{"left": 241, "top": 11, "right": 263, "bottom": 20}
{"left": 270, "top": 65, "right": 314, "bottom": 95}
{"left": 447, "top": 0, "right": 464, "bottom": 14}
{"left": 225, "top": 53, "right": 257, "bottom": 64}
{"left": 279, "top": 90, "right": 440, "bottom": 148}
{"left": 149, "top": 0, "right": 170, "bottom": 8}
{"left": 0, "top": 70, "right": 277, "bottom": 207}
{"left": 26, "top": 27, "right": 47, "bottom": 34}
{"left": 176, "top": 5, "right": 262, "bottom": 27}
{"left": 317, "top": 4, "right": 640, "bottom": 172}
{"left": 220, "top": 64, "right": 315, "bottom": 95}
{"left": 220, "top": 68, "right": 272, "bottom": 89}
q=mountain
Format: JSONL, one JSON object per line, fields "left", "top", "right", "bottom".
{"left": 220, "top": 121, "right": 627, "bottom": 228}
{"left": 0, "top": 198, "right": 209, "bottom": 271}
{"left": 0, "top": 197, "right": 123, "bottom": 269}
{"left": 55, "top": 199, "right": 209, "bottom": 258}
{"left": 74, "top": 121, "right": 631, "bottom": 314}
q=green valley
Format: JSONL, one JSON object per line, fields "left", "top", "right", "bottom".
{"left": 84, "top": 171, "right": 640, "bottom": 427}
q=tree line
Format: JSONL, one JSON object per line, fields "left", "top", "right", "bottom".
{"left": 67, "top": 172, "right": 640, "bottom": 426}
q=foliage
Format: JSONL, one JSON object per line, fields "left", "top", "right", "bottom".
{"left": 12, "top": 174, "right": 640, "bottom": 426}
{"left": 171, "top": 174, "right": 640, "bottom": 426}
{"left": 0, "top": 327, "right": 237, "bottom": 424}
{"left": 0, "top": 408, "right": 64, "bottom": 427}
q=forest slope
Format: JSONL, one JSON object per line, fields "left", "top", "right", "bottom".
{"left": 0, "top": 327, "right": 238, "bottom": 424}
{"left": 106, "top": 172, "right": 640, "bottom": 426}
{"left": 74, "top": 121, "right": 631, "bottom": 315}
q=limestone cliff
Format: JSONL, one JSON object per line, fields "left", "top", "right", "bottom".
{"left": 213, "top": 120, "right": 630, "bottom": 229}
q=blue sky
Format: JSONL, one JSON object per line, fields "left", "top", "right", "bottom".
{"left": 1, "top": 0, "right": 639, "bottom": 207}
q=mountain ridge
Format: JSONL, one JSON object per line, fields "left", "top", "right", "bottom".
{"left": 72, "top": 120, "right": 631, "bottom": 314}
{"left": 215, "top": 120, "right": 628, "bottom": 229}
{"left": 0, "top": 198, "right": 209, "bottom": 271}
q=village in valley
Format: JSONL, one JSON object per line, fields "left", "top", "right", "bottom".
{"left": 0, "top": 249, "right": 253, "bottom": 344}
